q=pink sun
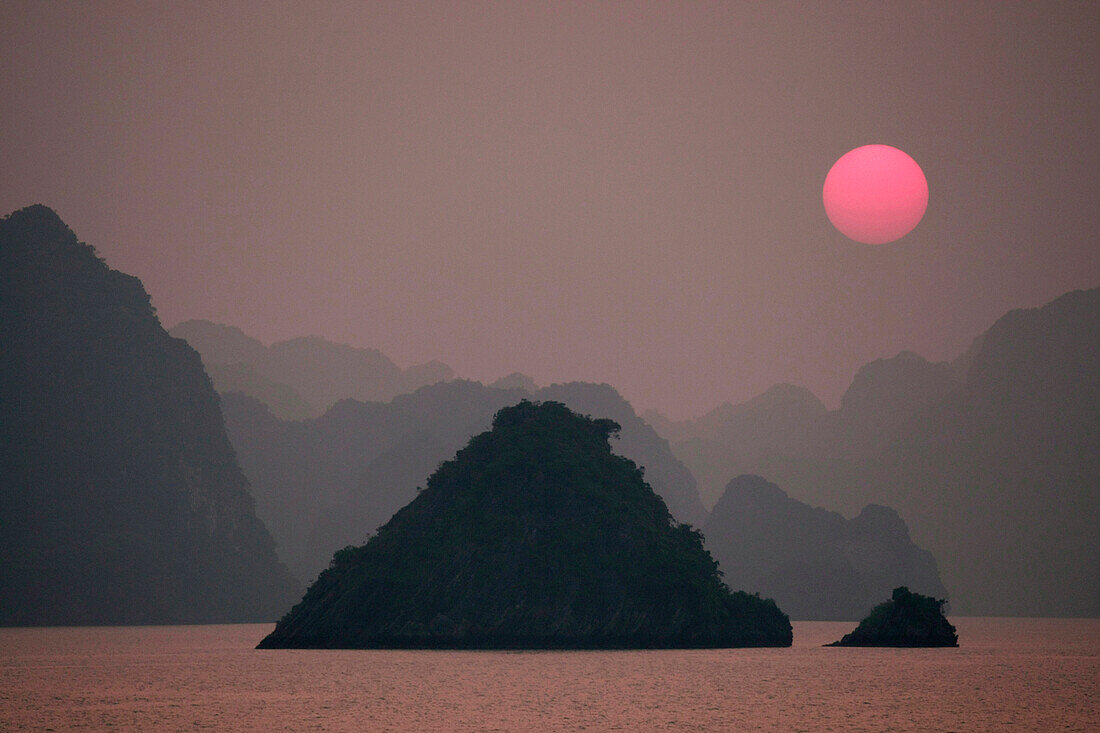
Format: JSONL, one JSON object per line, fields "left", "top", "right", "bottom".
{"left": 822, "top": 144, "right": 928, "bottom": 245}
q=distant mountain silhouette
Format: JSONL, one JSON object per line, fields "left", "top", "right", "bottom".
{"left": 703, "top": 475, "right": 947, "bottom": 620}
{"left": 170, "top": 319, "right": 455, "bottom": 419}
{"left": 0, "top": 206, "right": 298, "bottom": 625}
{"left": 874, "top": 288, "right": 1099, "bottom": 617}
{"left": 655, "top": 288, "right": 1099, "bottom": 617}
{"left": 651, "top": 383, "right": 827, "bottom": 508}
{"left": 222, "top": 381, "right": 524, "bottom": 583}
{"left": 490, "top": 372, "right": 539, "bottom": 391}
{"left": 258, "top": 401, "right": 791, "bottom": 649}
{"left": 169, "top": 319, "right": 269, "bottom": 364}
{"left": 223, "top": 380, "right": 706, "bottom": 584}
{"left": 304, "top": 430, "right": 448, "bottom": 587}
{"left": 205, "top": 362, "right": 316, "bottom": 420}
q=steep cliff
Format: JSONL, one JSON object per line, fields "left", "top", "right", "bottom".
{"left": 0, "top": 205, "right": 298, "bottom": 625}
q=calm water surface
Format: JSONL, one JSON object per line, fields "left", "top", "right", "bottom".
{"left": 1, "top": 618, "right": 1096, "bottom": 731}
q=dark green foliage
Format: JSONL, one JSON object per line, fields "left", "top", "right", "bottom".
{"left": 534, "top": 382, "right": 708, "bottom": 527}
{"left": 0, "top": 205, "right": 299, "bottom": 625}
{"left": 829, "top": 586, "right": 958, "bottom": 647}
{"left": 259, "top": 401, "right": 791, "bottom": 648}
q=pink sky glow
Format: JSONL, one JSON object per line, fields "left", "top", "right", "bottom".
{"left": 2, "top": 1, "right": 1097, "bottom": 418}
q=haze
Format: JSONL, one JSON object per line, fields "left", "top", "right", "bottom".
{"left": 2, "top": 1, "right": 1096, "bottom": 417}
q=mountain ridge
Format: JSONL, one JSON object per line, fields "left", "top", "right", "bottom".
{"left": 656, "top": 287, "right": 1099, "bottom": 616}
{"left": 703, "top": 475, "right": 947, "bottom": 620}
{"left": 171, "top": 319, "right": 455, "bottom": 419}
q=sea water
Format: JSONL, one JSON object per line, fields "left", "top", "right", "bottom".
{"left": 1, "top": 618, "right": 1096, "bottom": 731}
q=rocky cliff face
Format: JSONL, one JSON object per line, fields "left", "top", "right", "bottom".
{"left": 0, "top": 205, "right": 298, "bottom": 625}
{"left": 703, "top": 475, "right": 947, "bottom": 620}
{"left": 258, "top": 401, "right": 791, "bottom": 649}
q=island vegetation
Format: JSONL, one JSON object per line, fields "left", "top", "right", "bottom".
{"left": 259, "top": 400, "right": 792, "bottom": 649}
{"left": 829, "top": 586, "right": 958, "bottom": 647}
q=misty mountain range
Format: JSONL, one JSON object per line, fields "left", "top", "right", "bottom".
{"left": 645, "top": 350, "right": 975, "bottom": 512}
{"left": 2, "top": 205, "right": 1095, "bottom": 623}
{"left": 184, "top": 288, "right": 1098, "bottom": 617}
{"left": 181, "top": 319, "right": 949, "bottom": 620}
{"left": 650, "top": 288, "right": 1099, "bottom": 617}
{"left": 704, "top": 475, "right": 947, "bottom": 621}
{"left": 169, "top": 319, "right": 455, "bottom": 419}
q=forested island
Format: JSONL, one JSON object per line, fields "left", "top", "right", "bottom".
{"left": 829, "top": 587, "right": 958, "bottom": 647}
{"left": 259, "top": 401, "right": 792, "bottom": 649}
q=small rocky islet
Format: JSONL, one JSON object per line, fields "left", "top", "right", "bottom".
{"left": 259, "top": 400, "right": 792, "bottom": 649}
{"left": 829, "top": 586, "right": 958, "bottom": 647}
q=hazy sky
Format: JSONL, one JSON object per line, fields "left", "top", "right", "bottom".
{"left": 3, "top": 1, "right": 1097, "bottom": 417}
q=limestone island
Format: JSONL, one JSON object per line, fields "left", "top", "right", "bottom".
{"left": 828, "top": 586, "right": 958, "bottom": 647}
{"left": 258, "top": 400, "right": 792, "bottom": 649}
